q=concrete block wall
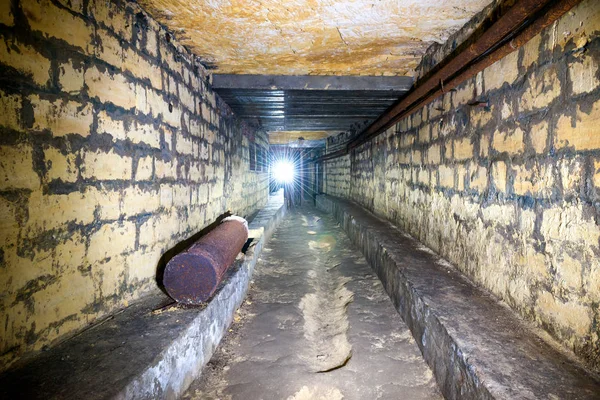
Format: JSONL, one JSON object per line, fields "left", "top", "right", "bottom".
{"left": 323, "top": 131, "right": 352, "bottom": 199}
{"left": 324, "top": 0, "right": 600, "bottom": 371}
{"left": 0, "top": 0, "right": 268, "bottom": 372}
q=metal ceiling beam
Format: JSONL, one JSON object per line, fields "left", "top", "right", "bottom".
{"left": 212, "top": 74, "right": 414, "bottom": 91}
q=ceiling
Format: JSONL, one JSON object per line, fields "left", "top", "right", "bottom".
{"left": 139, "top": 0, "right": 493, "bottom": 76}
{"left": 212, "top": 75, "right": 411, "bottom": 139}
{"left": 138, "top": 0, "right": 493, "bottom": 144}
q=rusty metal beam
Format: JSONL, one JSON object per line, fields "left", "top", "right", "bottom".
{"left": 315, "top": 0, "right": 582, "bottom": 161}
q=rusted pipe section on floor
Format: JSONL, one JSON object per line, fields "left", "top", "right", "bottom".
{"left": 164, "top": 216, "right": 249, "bottom": 304}
{"left": 314, "top": 0, "right": 582, "bottom": 162}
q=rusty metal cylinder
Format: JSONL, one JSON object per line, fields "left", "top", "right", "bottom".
{"left": 163, "top": 216, "right": 249, "bottom": 304}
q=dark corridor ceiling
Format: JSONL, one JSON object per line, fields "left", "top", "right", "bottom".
{"left": 212, "top": 75, "right": 413, "bottom": 143}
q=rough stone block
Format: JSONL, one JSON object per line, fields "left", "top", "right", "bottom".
{"left": 85, "top": 66, "right": 137, "bottom": 110}
{"left": 0, "top": 145, "right": 40, "bottom": 190}
{"left": 134, "top": 84, "right": 150, "bottom": 115}
{"left": 122, "top": 186, "right": 160, "bottom": 216}
{"left": 418, "top": 125, "right": 430, "bottom": 143}
{"left": 30, "top": 265, "right": 95, "bottom": 341}
{"left": 453, "top": 80, "right": 474, "bottom": 107}
{"left": 126, "top": 249, "right": 161, "bottom": 283}
{"left": 520, "top": 66, "right": 561, "bottom": 112}
{"left": 555, "top": 100, "right": 600, "bottom": 150}
{"left": 521, "top": 33, "right": 541, "bottom": 70}
{"left": 553, "top": 0, "right": 600, "bottom": 51}
{"left": 55, "top": 0, "right": 85, "bottom": 14}
{"left": 400, "top": 133, "right": 414, "bottom": 149}
{"left": 95, "top": 29, "right": 124, "bottom": 68}
{"left": 172, "top": 184, "right": 191, "bottom": 207}
{"left": 58, "top": 61, "right": 85, "bottom": 94}
{"left": 453, "top": 137, "right": 473, "bottom": 161}
{"left": 155, "top": 158, "right": 177, "bottom": 179}
{"left": 492, "top": 161, "right": 507, "bottom": 193}
{"left": 492, "top": 127, "right": 524, "bottom": 155}
{"left": 96, "top": 189, "right": 121, "bottom": 221}
{"left": 176, "top": 135, "right": 194, "bottom": 155}
{"left": 123, "top": 48, "right": 163, "bottom": 90}
{"left": 535, "top": 291, "right": 591, "bottom": 338}
{"left": 541, "top": 203, "right": 600, "bottom": 249}
{"left": 484, "top": 50, "right": 519, "bottom": 91}
{"left": 82, "top": 149, "right": 132, "bottom": 181}
{"left": 513, "top": 163, "right": 554, "bottom": 198}
{"left": 0, "top": 91, "right": 21, "bottom": 131}
{"left": 469, "top": 164, "right": 487, "bottom": 191}
{"left": 438, "top": 165, "right": 454, "bottom": 188}
{"left": 135, "top": 156, "right": 153, "bottom": 181}
{"left": 21, "top": 0, "right": 93, "bottom": 53}
{"left": 529, "top": 121, "right": 548, "bottom": 154}
{"left": 90, "top": 0, "right": 132, "bottom": 39}
{"left": 145, "top": 20, "right": 159, "bottom": 58}
{"left": 0, "top": 37, "right": 51, "bottom": 86}
{"left": 470, "top": 106, "right": 492, "bottom": 129}
{"left": 27, "top": 188, "right": 97, "bottom": 231}
{"left": 559, "top": 157, "right": 584, "bottom": 197}
{"left": 481, "top": 203, "right": 515, "bottom": 226}
{"left": 479, "top": 133, "right": 490, "bottom": 158}
{"left": 88, "top": 221, "right": 136, "bottom": 263}
{"left": 30, "top": 95, "right": 93, "bottom": 137}
{"left": 44, "top": 147, "right": 78, "bottom": 183}
{"left": 97, "top": 110, "right": 126, "bottom": 141}
{"left": 127, "top": 121, "right": 160, "bottom": 148}
{"left": 95, "top": 256, "right": 128, "bottom": 304}
{"left": 569, "top": 53, "right": 600, "bottom": 95}
{"left": 0, "top": 197, "right": 18, "bottom": 243}
{"left": 398, "top": 150, "right": 410, "bottom": 164}
{"left": 456, "top": 164, "right": 466, "bottom": 191}
{"left": 425, "top": 144, "right": 440, "bottom": 165}
{"left": 159, "top": 184, "right": 173, "bottom": 207}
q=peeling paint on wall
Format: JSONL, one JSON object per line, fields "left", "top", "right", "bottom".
{"left": 137, "top": 0, "right": 492, "bottom": 76}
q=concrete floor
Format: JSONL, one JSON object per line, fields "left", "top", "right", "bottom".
{"left": 183, "top": 207, "right": 441, "bottom": 400}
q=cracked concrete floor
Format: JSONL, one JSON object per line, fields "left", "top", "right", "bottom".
{"left": 182, "top": 207, "right": 441, "bottom": 400}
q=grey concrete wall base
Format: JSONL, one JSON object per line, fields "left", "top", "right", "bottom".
{"left": 0, "top": 191, "right": 286, "bottom": 400}
{"left": 316, "top": 194, "right": 600, "bottom": 400}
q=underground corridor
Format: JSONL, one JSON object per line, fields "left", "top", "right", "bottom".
{"left": 1, "top": 0, "right": 600, "bottom": 399}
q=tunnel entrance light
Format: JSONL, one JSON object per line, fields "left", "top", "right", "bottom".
{"left": 273, "top": 160, "right": 295, "bottom": 184}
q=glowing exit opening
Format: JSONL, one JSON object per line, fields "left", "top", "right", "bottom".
{"left": 272, "top": 160, "right": 295, "bottom": 184}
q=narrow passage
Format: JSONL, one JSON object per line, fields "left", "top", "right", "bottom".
{"left": 183, "top": 207, "right": 441, "bottom": 400}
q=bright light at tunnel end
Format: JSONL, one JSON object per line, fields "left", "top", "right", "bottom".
{"left": 273, "top": 160, "right": 295, "bottom": 184}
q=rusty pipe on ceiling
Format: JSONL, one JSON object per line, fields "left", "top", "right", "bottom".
{"left": 163, "top": 216, "right": 249, "bottom": 304}
{"left": 313, "top": 0, "right": 582, "bottom": 162}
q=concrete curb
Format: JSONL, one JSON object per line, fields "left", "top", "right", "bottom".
{"left": 316, "top": 194, "right": 600, "bottom": 400}
{"left": 0, "top": 191, "right": 286, "bottom": 400}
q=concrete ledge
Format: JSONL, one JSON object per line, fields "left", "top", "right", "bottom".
{"left": 316, "top": 194, "right": 600, "bottom": 400}
{"left": 0, "top": 191, "right": 285, "bottom": 400}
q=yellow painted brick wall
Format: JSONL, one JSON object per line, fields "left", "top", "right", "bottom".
{"left": 0, "top": 0, "right": 268, "bottom": 372}
{"left": 324, "top": 0, "right": 600, "bottom": 372}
